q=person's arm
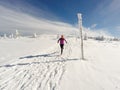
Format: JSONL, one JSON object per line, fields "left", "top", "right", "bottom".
{"left": 65, "top": 39, "right": 67, "bottom": 43}
{"left": 57, "top": 39, "right": 60, "bottom": 43}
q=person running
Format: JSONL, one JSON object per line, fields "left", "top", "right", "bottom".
{"left": 57, "top": 35, "right": 67, "bottom": 55}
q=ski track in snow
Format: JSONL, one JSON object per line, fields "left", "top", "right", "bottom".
{"left": 0, "top": 49, "right": 66, "bottom": 90}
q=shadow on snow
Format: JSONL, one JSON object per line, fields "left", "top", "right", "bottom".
{"left": 19, "top": 52, "right": 57, "bottom": 59}
{"left": 0, "top": 59, "right": 79, "bottom": 68}
{"left": 0, "top": 52, "right": 79, "bottom": 68}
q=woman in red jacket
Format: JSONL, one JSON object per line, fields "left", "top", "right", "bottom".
{"left": 58, "top": 35, "right": 67, "bottom": 55}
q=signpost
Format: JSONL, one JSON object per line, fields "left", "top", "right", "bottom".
{"left": 77, "top": 13, "right": 84, "bottom": 60}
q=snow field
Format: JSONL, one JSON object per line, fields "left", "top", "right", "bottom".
{"left": 0, "top": 35, "right": 120, "bottom": 90}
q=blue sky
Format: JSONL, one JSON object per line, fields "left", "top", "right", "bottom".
{"left": 0, "top": 0, "right": 120, "bottom": 37}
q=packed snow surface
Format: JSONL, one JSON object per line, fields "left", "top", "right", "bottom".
{"left": 0, "top": 35, "right": 120, "bottom": 90}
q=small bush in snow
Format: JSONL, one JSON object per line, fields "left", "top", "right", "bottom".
{"left": 15, "top": 30, "right": 20, "bottom": 38}
{"left": 9, "top": 34, "right": 14, "bottom": 38}
{"left": 95, "top": 36, "right": 104, "bottom": 41}
{"left": 4, "top": 34, "right": 7, "bottom": 39}
{"left": 112, "top": 38, "right": 120, "bottom": 41}
{"left": 84, "top": 33, "right": 87, "bottom": 40}
{"left": 33, "top": 33, "right": 37, "bottom": 38}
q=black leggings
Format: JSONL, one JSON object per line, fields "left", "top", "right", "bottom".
{"left": 60, "top": 44, "right": 64, "bottom": 55}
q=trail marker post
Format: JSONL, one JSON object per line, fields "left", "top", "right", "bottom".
{"left": 77, "top": 13, "right": 84, "bottom": 60}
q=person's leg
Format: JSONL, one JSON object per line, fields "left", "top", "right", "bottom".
{"left": 60, "top": 44, "right": 64, "bottom": 55}
{"left": 61, "top": 48, "right": 63, "bottom": 55}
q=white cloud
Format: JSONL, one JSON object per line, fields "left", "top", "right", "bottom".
{"left": 83, "top": 27, "right": 112, "bottom": 38}
{"left": 91, "top": 24, "right": 97, "bottom": 29}
{"left": 0, "top": 5, "right": 112, "bottom": 38}
{"left": 95, "top": 0, "right": 120, "bottom": 17}
{"left": 116, "top": 26, "right": 120, "bottom": 31}
{"left": 91, "top": 0, "right": 120, "bottom": 37}
{"left": 107, "top": 0, "right": 120, "bottom": 13}
{"left": 0, "top": 6, "right": 78, "bottom": 35}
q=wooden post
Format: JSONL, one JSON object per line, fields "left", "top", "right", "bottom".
{"left": 77, "top": 13, "right": 84, "bottom": 60}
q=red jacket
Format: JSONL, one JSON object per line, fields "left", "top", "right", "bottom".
{"left": 58, "top": 38, "right": 67, "bottom": 44}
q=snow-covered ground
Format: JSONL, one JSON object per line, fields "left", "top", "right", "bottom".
{"left": 0, "top": 35, "right": 120, "bottom": 90}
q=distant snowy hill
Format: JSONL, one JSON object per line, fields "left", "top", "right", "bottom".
{"left": 0, "top": 35, "right": 120, "bottom": 90}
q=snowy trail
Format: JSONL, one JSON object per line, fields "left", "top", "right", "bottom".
{"left": 0, "top": 36, "right": 120, "bottom": 90}
{"left": 0, "top": 47, "right": 67, "bottom": 90}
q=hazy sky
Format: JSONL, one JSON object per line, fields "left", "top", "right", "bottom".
{"left": 0, "top": 0, "right": 120, "bottom": 37}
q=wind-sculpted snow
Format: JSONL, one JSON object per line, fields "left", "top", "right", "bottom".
{"left": 0, "top": 39, "right": 73, "bottom": 90}
{"left": 0, "top": 36, "right": 120, "bottom": 90}
{"left": 0, "top": 51, "right": 66, "bottom": 90}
